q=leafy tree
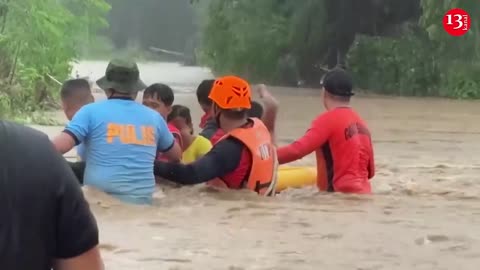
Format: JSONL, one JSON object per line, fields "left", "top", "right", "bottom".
{"left": 195, "top": 0, "right": 421, "bottom": 87}
{"left": 196, "top": 0, "right": 480, "bottom": 98}
{"left": 199, "top": 0, "right": 290, "bottom": 82}
{"left": 420, "top": 0, "right": 480, "bottom": 98}
{"left": 349, "top": 0, "right": 480, "bottom": 98}
{"left": 0, "top": 0, "right": 110, "bottom": 118}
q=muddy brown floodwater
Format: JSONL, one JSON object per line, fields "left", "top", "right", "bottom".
{"left": 34, "top": 61, "right": 480, "bottom": 269}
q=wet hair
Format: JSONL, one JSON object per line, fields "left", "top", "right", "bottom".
{"left": 247, "top": 101, "right": 264, "bottom": 118}
{"left": 167, "top": 104, "right": 192, "bottom": 124}
{"left": 144, "top": 83, "right": 174, "bottom": 106}
{"left": 60, "top": 79, "right": 92, "bottom": 104}
{"left": 196, "top": 79, "right": 214, "bottom": 106}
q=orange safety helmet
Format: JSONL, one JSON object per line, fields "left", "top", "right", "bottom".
{"left": 208, "top": 75, "right": 252, "bottom": 110}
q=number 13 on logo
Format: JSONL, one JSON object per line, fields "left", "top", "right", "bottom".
{"left": 443, "top": 8, "right": 471, "bottom": 36}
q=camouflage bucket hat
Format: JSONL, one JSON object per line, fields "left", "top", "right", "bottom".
{"left": 96, "top": 59, "right": 146, "bottom": 93}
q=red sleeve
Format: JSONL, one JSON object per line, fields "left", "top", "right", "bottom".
{"left": 277, "top": 114, "right": 331, "bottom": 164}
{"left": 210, "top": 129, "right": 225, "bottom": 145}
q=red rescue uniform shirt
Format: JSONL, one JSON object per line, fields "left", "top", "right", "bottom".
{"left": 277, "top": 107, "right": 375, "bottom": 194}
{"left": 221, "top": 147, "right": 251, "bottom": 189}
{"left": 210, "top": 128, "right": 225, "bottom": 145}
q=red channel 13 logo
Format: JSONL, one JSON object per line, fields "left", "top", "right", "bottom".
{"left": 443, "top": 8, "right": 471, "bottom": 36}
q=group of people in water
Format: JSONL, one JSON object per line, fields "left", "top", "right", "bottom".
{"left": 53, "top": 58, "right": 375, "bottom": 205}
{"left": 0, "top": 58, "right": 375, "bottom": 269}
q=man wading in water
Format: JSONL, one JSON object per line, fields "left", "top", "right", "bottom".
{"left": 52, "top": 59, "right": 182, "bottom": 204}
{"left": 277, "top": 68, "right": 375, "bottom": 194}
{"left": 60, "top": 78, "right": 94, "bottom": 183}
{"left": 0, "top": 121, "right": 103, "bottom": 270}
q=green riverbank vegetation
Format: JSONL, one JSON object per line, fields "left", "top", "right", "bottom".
{"left": 194, "top": 0, "right": 480, "bottom": 98}
{"left": 0, "top": 0, "right": 110, "bottom": 123}
{"left": 1, "top": 0, "right": 479, "bottom": 125}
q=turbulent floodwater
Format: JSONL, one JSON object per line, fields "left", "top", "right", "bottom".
{"left": 38, "top": 61, "right": 480, "bottom": 269}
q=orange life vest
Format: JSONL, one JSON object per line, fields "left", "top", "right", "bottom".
{"left": 208, "top": 118, "right": 278, "bottom": 196}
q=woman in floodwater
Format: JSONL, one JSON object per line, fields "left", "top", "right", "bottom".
{"left": 167, "top": 104, "right": 212, "bottom": 163}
